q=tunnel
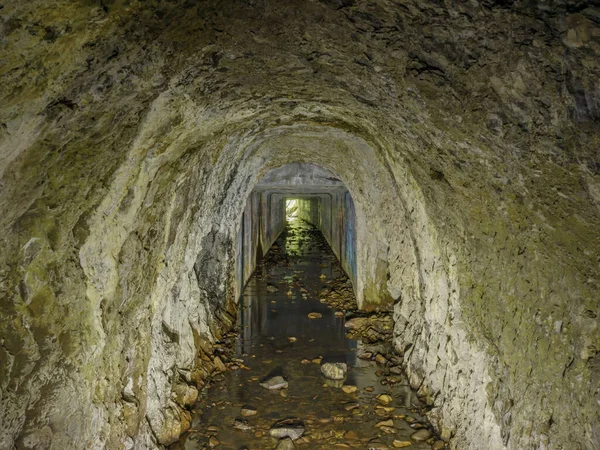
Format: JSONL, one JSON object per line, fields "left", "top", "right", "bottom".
{"left": 236, "top": 163, "right": 358, "bottom": 303}
{"left": 0, "top": 1, "right": 599, "bottom": 449}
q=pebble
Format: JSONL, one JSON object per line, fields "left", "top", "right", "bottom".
{"left": 358, "top": 351, "right": 373, "bottom": 360}
{"left": 344, "top": 402, "right": 360, "bottom": 411}
{"left": 260, "top": 375, "right": 288, "bottom": 390}
{"left": 365, "top": 386, "right": 375, "bottom": 392}
{"left": 411, "top": 429, "right": 431, "bottom": 441}
{"left": 270, "top": 419, "right": 305, "bottom": 440}
{"left": 375, "top": 354, "right": 387, "bottom": 365}
{"left": 312, "top": 357, "right": 323, "bottom": 364}
{"left": 432, "top": 441, "right": 446, "bottom": 450}
{"left": 392, "top": 441, "right": 412, "bottom": 448}
{"left": 308, "top": 312, "right": 322, "bottom": 319}
{"left": 301, "top": 358, "right": 311, "bottom": 364}
{"left": 276, "top": 437, "right": 295, "bottom": 450}
{"left": 288, "top": 337, "right": 297, "bottom": 342}
{"left": 377, "top": 394, "right": 393, "bottom": 405}
{"left": 241, "top": 406, "right": 257, "bottom": 416}
{"left": 375, "top": 405, "right": 395, "bottom": 413}
{"left": 208, "top": 436, "right": 220, "bottom": 447}
{"left": 341, "top": 384, "right": 358, "bottom": 393}
{"left": 367, "top": 440, "right": 389, "bottom": 450}
{"left": 232, "top": 418, "right": 253, "bottom": 431}
{"left": 389, "top": 366, "right": 403, "bottom": 375}
{"left": 375, "top": 419, "right": 394, "bottom": 428}
{"left": 320, "top": 362, "right": 347, "bottom": 380}
{"left": 334, "top": 311, "right": 345, "bottom": 318}
{"left": 213, "top": 356, "right": 227, "bottom": 372}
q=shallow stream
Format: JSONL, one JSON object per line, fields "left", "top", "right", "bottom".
{"left": 173, "top": 218, "right": 440, "bottom": 449}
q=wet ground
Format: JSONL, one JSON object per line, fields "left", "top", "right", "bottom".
{"left": 172, "top": 218, "right": 444, "bottom": 450}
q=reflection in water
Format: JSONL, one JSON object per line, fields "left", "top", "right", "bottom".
{"left": 173, "top": 219, "right": 430, "bottom": 449}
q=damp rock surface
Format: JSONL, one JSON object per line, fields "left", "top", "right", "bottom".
{"left": 321, "top": 362, "right": 348, "bottom": 380}
{"left": 0, "top": 1, "right": 598, "bottom": 449}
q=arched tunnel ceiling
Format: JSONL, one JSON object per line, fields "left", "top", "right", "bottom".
{"left": 255, "top": 162, "right": 346, "bottom": 193}
{"left": 0, "top": 1, "right": 599, "bottom": 450}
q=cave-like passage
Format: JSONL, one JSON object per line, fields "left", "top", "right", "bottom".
{"left": 171, "top": 163, "right": 442, "bottom": 449}
{"left": 173, "top": 217, "right": 431, "bottom": 449}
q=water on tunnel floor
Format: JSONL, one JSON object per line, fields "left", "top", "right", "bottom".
{"left": 173, "top": 218, "right": 435, "bottom": 450}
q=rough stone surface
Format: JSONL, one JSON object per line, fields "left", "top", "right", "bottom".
{"left": 321, "top": 362, "right": 348, "bottom": 380}
{"left": 0, "top": 1, "right": 598, "bottom": 449}
{"left": 276, "top": 437, "right": 296, "bottom": 450}
{"left": 269, "top": 419, "right": 305, "bottom": 440}
{"left": 260, "top": 376, "right": 289, "bottom": 390}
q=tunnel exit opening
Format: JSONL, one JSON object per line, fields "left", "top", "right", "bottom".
{"left": 285, "top": 198, "right": 298, "bottom": 221}
{"left": 235, "top": 163, "right": 358, "bottom": 301}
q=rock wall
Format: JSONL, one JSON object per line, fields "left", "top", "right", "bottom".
{"left": 0, "top": 0, "right": 598, "bottom": 449}
{"left": 236, "top": 190, "right": 286, "bottom": 295}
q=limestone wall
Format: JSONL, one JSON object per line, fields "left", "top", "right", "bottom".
{"left": 0, "top": 0, "right": 598, "bottom": 449}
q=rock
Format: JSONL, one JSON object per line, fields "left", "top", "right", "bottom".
{"left": 358, "top": 351, "right": 373, "bottom": 360}
{"left": 375, "top": 354, "right": 387, "bottom": 365}
{"left": 334, "top": 311, "right": 345, "bottom": 318}
{"left": 260, "top": 375, "right": 289, "bottom": 390}
{"left": 288, "top": 336, "right": 297, "bottom": 342}
{"left": 389, "top": 366, "right": 403, "bottom": 375}
{"left": 341, "top": 384, "right": 357, "bottom": 393}
{"left": 311, "top": 357, "right": 323, "bottom": 364}
{"left": 269, "top": 419, "right": 305, "bottom": 440}
{"left": 376, "top": 419, "right": 394, "bottom": 428}
{"left": 367, "top": 440, "right": 389, "bottom": 450}
{"left": 432, "top": 441, "right": 446, "bottom": 450}
{"left": 241, "top": 406, "right": 257, "bottom": 417}
{"left": 213, "top": 356, "right": 227, "bottom": 372}
{"left": 320, "top": 362, "right": 347, "bottom": 380}
{"left": 267, "top": 284, "right": 279, "bottom": 292}
{"left": 301, "top": 358, "right": 311, "bottom": 364}
{"left": 344, "top": 402, "right": 360, "bottom": 411}
{"left": 308, "top": 312, "right": 322, "bottom": 319}
{"left": 392, "top": 441, "right": 412, "bottom": 448}
{"left": 233, "top": 418, "right": 253, "bottom": 431}
{"left": 208, "top": 436, "right": 220, "bottom": 447}
{"left": 276, "top": 438, "right": 296, "bottom": 450}
{"left": 377, "top": 394, "right": 392, "bottom": 405}
{"left": 344, "top": 317, "right": 368, "bottom": 329}
{"left": 410, "top": 429, "right": 431, "bottom": 441}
